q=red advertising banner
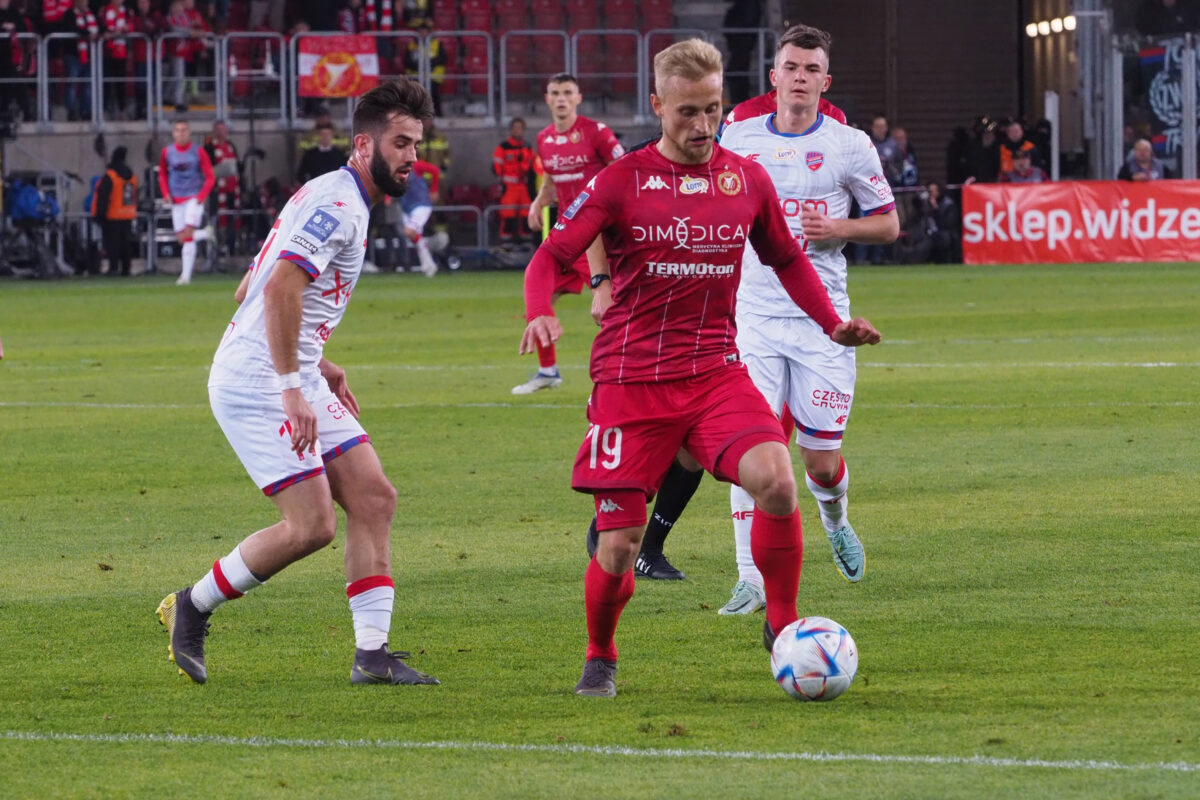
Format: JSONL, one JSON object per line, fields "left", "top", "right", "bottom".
{"left": 962, "top": 180, "right": 1200, "bottom": 264}
{"left": 297, "top": 35, "right": 380, "bottom": 98}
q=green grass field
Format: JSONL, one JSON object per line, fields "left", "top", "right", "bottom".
{"left": 1, "top": 264, "right": 1197, "bottom": 799}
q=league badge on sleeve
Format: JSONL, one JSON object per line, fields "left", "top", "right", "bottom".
{"left": 301, "top": 210, "right": 342, "bottom": 243}
{"left": 563, "top": 191, "right": 589, "bottom": 220}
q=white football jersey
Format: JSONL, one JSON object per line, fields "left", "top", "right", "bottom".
{"left": 721, "top": 113, "right": 895, "bottom": 318}
{"left": 209, "top": 166, "right": 372, "bottom": 389}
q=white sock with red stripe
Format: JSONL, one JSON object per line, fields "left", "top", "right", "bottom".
{"left": 806, "top": 458, "right": 849, "bottom": 533}
{"left": 730, "top": 483, "right": 763, "bottom": 587}
{"left": 347, "top": 575, "right": 395, "bottom": 651}
{"left": 189, "top": 545, "right": 264, "bottom": 613}
{"left": 180, "top": 241, "right": 196, "bottom": 282}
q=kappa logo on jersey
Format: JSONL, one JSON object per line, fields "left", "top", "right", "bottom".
{"left": 302, "top": 210, "right": 341, "bottom": 242}
{"left": 289, "top": 234, "right": 319, "bottom": 255}
{"left": 806, "top": 151, "right": 825, "bottom": 171}
{"left": 717, "top": 170, "right": 742, "bottom": 196}
{"left": 598, "top": 498, "right": 624, "bottom": 513}
{"left": 563, "top": 191, "right": 589, "bottom": 220}
{"left": 641, "top": 175, "right": 669, "bottom": 191}
{"left": 679, "top": 176, "right": 709, "bottom": 195}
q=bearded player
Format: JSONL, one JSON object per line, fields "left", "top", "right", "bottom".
{"left": 521, "top": 40, "right": 881, "bottom": 697}
{"left": 717, "top": 25, "right": 899, "bottom": 615}
{"left": 513, "top": 73, "right": 625, "bottom": 395}
{"left": 156, "top": 81, "right": 439, "bottom": 687}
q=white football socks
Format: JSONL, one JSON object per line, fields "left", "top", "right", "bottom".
{"left": 730, "top": 483, "right": 763, "bottom": 587}
{"left": 179, "top": 241, "right": 196, "bottom": 283}
{"left": 806, "top": 459, "right": 849, "bottom": 534}
{"left": 347, "top": 577, "right": 395, "bottom": 651}
{"left": 190, "top": 544, "right": 264, "bottom": 613}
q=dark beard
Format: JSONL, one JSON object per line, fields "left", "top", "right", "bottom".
{"left": 369, "top": 144, "right": 409, "bottom": 198}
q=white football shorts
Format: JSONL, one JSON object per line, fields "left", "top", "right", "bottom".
{"left": 736, "top": 311, "right": 856, "bottom": 451}
{"left": 171, "top": 198, "right": 205, "bottom": 232}
{"left": 209, "top": 377, "right": 369, "bottom": 496}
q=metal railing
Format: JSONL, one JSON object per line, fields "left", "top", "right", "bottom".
{"left": 18, "top": 27, "right": 788, "bottom": 131}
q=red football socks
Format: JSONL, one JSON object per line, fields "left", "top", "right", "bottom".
{"left": 749, "top": 507, "right": 803, "bottom": 635}
{"left": 584, "top": 557, "right": 635, "bottom": 662}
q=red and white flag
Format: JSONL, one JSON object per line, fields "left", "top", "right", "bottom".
{"left": 297, "top": 35, "right": 379, "bottom": 98}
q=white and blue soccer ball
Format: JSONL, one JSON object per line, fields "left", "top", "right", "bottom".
{"left": 770, "top": 616, "right": 858, "bottom": 701}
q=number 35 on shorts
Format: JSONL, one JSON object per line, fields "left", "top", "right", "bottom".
{"left": 586, "top": 424, "right": 623, "bottom": 469}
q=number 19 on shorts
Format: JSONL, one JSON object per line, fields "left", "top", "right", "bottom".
{"left": 586, "top": 424, "right": 623, "bottom": 469}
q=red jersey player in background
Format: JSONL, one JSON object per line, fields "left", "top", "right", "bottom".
{"left": 513, "top": 73, "right": 625, "bottom": 396}
{"left": 205, "top": 120, "right": 241, "bottom": 264}
{"left": 520, "top": 39, "right": 881, "bottom": 698}
{"left": 493, "top": 117, "right": 534, "bottom": 244}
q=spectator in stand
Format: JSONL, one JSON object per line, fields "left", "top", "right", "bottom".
{"left": 298, "top": 106, "right": 351, "bottom": 154}
{"left": 402, "top": 0, "right": 432, "bottom": 28}
{"left": 362, "top": 0, "right": 394, "bottom": 63}
{"left": 61, "top": 0, "right": 98, "bottom": 121}
{"left": 965, "top": 115, "right": 1000, "bottom": 183}
{"left": 338, "top": 0, "right": 364, "bottom": 32}
{"left": 90, "top": 145, "right": 139, "bottom": 276}
{"left": 998, "top": 119, "right": 1041, "bottom": 176}
{"left": 1137, "top": 0, "right": 1198, "bottom": 36}
{"left": 0, "top": 0, "right": 28, "bottom": 120}
{"left": 166, "top": 0, "right": 192, "bottom": 110}
{"left": 891, "top": 126, "right": 920, "bottom": 233}
{"left": 921, "top": 181, "right": 960, "bottom": 263}
{"left": 1118, "top": 138, "right": 1173, "bottom": 180}
{"left": 999, "top": 148, "right": 1049, "bottom": 183}
{"left": 417, "top": 115, "right": 449, "bottom": 173}
{"left": 100, "top": 0, "right": 132, "bottom": 118}
{"left": 723, "top": 0, "right": 763, "bottom": 104}
{"left": 404, "top": 19, "right": 444, "bottom": 116}
{"left": 945, "top": 126, "right": 971, "bottom": 186}
{"left": 493, "top": 117, "right": 534, "bottom": 244}
{"left": 130, "top": 0, "right": 165, "bottom": 119}
{"left": 205, "top": 119, "right": 241, "bottom": 258}
{"left": 297, "top": 121, "right": 347, "bottom": 182}
{"left": 869, "top": 115, "right": 901, "bottom": 184}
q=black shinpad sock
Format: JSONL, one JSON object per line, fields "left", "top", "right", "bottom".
{"left": 641, "top": 460, "right": 704, "bottom": 553}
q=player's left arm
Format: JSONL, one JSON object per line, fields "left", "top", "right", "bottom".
{"left": 262, "top": 261, "right": 318, "bottom": 455}
{"left": 804, "top": 133, "right": 900, "bottom": 245}
{"left": 748, "top": 167, "right": 880, "bottom": 347}
{"left": 319, "top": 357, "right": 359, "bottom": 419}
{"left": 585, "top": 237, "right": 612, "bottom": 326}
{"left": 595, "top": 122, "right": 626, "bottom": 165}
{"left": 197, "top": 147, "right": 216, "bottom": 202}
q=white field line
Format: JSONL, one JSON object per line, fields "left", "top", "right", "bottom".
{"left": 0, "top": 400, "right": 1196, "bottom": 412}
{"left": 4, "top": 360, "right": 1200, "bottom": 373}
{"left": 2, "top": 730, "right": 1196, "bottom": 774}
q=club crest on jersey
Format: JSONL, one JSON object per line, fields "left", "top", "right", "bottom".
{"left": 302, "top": 211, "right": 340, "bottom": 242}
{"left": 563, "top": 191, "right": 589, "bottom": 220}
{"left": 569, "top": 130, "right": 582, "bottom": 143}
{"left": 641, "top": 175, "right": 669, "bottom": 191}
{"left": 679, "top": 176, "right": 709, "bottom": 195}
{"left": 805, "top": 151, "right": 825, "bottom": 171}
{"left": 717, "top": 170, "right": 742, "bottom": 196}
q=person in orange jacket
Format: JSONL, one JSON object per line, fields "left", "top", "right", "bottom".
{"left": 493, "top": 117, "right": 534, "bottom": 243}
{"left": 91, "top": 146, "right": 139, "bottom": 276}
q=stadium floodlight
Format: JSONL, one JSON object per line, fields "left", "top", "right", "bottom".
{"left": 1050, "top": 17, "right": 1064, "bottom": 33}
{"left": 1026, "top": 22, "right": 1039, "bottom": 38}
{"left": 1064, "top": 15, "right": 1076, "bottom": 31}
{"left": 1038, "top": 20, "right": 1051, "bottom": 36}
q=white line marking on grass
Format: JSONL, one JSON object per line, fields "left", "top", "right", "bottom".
{"left": 3, "top": 731, "right": 1196, "bottom": 774}
{"left": 1, "top": 400, "right": 1196, "bottom": 412}
{"left": 862, "top": 362, "right": 1200, "bottom": 369}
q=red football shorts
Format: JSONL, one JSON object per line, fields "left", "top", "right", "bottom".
{"left": 572, "top": 364, "right": 787, "bottom": 529}
{"left": 553, "top": 253, "right": 588, "bottom": 295}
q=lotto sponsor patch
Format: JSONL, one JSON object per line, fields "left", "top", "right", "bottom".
{"left": 563, "top": 191, "right": 589, "bottom": 220}
{"left": 301, "top": 210, "right": 341, "bottom": 242}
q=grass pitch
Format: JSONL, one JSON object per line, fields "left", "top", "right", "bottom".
{"left": 0, "top": 264, "right": 1197, "bottom": 799}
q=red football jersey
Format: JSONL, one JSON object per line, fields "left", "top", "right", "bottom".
{"left": 524, "top": 142, "right": 842, "bottom": 384}
{"left": 724, "top": 90, "right": 847, "bottom": 126}
{"left": 534, "top": 116, "right": 625, "bottom": 211}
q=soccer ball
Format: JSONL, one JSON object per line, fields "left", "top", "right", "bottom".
{"left": 770, "top": 616, "right": 858, "bottom": 701}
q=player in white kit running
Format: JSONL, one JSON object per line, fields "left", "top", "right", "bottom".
{"left": 156, "top": 81, "right": 440, "bottom": 687}
{"left": 717, "top": 25, "right": 899, "bottom": 610}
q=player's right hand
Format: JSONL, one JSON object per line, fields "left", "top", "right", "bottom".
{"left": 281, "top": 388, "right": 319, "bottom": 456}
{"left": 519, "top": 315, "right": 562, "bottom": 354}
{"left": 830, "top": 317, "right": 882, "bottom": 347}
{"left": 527, "top": 204, "right": 543, "bottom": 232}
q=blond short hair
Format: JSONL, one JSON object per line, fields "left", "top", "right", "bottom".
{"left": 653, "top": 38, "right": 724, "bottom": 96}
